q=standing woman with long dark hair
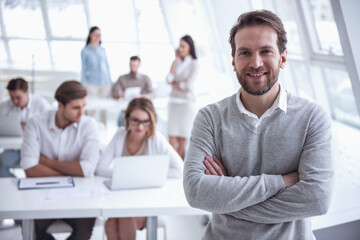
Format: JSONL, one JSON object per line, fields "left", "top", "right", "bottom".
{"left": 167, "top": 35, "right": 199, "bottom": 159}
{"left": 81, "top": 26, "right": 112, "bottom": 123}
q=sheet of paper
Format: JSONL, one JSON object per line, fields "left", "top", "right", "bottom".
{"left": 43, "top": 186, "right": 106, "bottom": 201}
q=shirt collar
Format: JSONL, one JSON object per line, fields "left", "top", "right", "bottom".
{"left": 48, "top": 110, "right": 79, "bottom": 131}
{"left": 25, "top": 94, "right": 32, "bottom": 110}
{"left": 236, "top": 83, "right": 287, "bottom": 117}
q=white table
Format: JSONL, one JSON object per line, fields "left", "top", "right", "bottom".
{"left": 0, "top": 177, "right": 207, "bottom": 240}
{"left": 0, "top": 136, "right": 22, "bottom": 149}
{"left": 1, "top": 172, "right": 359, "bottom": 239}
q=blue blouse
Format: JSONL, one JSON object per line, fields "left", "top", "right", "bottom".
{"left": 81, "top": 44, "right": 112, "bottom": 86}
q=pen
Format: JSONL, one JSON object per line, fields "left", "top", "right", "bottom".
{"left": 36, "top": 181, "right": 60, "bottom": 185}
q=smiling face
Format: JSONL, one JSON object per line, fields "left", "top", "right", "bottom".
{"left": 232, "top": 25, "right": 287, "bottom": 96}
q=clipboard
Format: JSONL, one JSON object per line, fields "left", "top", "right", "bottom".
{"left": 18, "top": 176, "right": 75, "bottom": 190}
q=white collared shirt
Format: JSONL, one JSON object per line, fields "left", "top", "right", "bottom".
{"left": 20, "top": 110, "right": 100, "bottom": 177}
{"left": 236, "top": 83, "right": 287, "bottom": 128}
{"left": 0, "top": 94, "right": 51, "bottom": 122}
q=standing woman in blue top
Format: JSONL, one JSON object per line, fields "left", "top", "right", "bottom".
{"left": 166, "top": 35, "right": 199, "bottom": 159}
{"left": 81, "top": 26, "right": 112, "bottom": 123}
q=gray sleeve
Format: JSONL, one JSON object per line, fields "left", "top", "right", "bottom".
{"left": 228, "top": 108, "right": 334, "bottom": 223}
{"left": 142, "top": 76, "right": 153, "bottom": 95}
{"left": 183, "top": 108, "right": 285, "bottom": 214}
{"left": 111, "top": 78, "right": 124, "bottom": 97}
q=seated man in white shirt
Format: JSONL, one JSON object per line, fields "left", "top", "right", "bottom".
{"left": 20, "top": 80, "right": 100, "bottom": 240}
{"left": 0, "top": 77, "right": 50, "bottom": 177}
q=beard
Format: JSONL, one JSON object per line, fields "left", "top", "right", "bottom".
{"left": 236, "top": 65, "right": 280, "bottom": 96}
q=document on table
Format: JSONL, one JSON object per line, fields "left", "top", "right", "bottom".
{"left": 18, "top": 176, "right": 75, "bottom": 190}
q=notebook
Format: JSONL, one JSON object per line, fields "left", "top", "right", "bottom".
{"left": 0, "top": 115, "right": 23, "bottom": 137}
{"left": 104, "top": 155, "right": 170, "bottom": 190}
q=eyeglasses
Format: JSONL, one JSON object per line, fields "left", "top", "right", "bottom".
{"left": 129, "top": 117, "right": 152, "bottom": 126}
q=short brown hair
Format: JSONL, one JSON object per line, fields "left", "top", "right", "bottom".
{"left": 7, "top": 77, "right": 28, "bottom": 92}
{"left": 55, "top": 80, "right": 87, "bottom": 106}
{"left": 229, "top": 10, "right": 287, "bottom": 57}
{"left": 125, "top": 97, "right": 157, "bottom": 137}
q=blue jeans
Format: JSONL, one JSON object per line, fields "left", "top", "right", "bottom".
{"left": 0, "top": 149, "right": 20, "bottom": 177}
{"left": 117, "top": 110, "right": 126, "bottom": 127}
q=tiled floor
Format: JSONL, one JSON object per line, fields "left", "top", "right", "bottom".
{"left": 0, "top": 215, "right": 208, "bottom": 240}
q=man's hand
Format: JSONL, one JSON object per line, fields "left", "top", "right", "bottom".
{"left": 171, "top": 81, "right": 181, "bottom": 89}
{"left": 203, "top": 155, "right": 227, "bottom": 176}
{"left": 21, "top": 122, "right": 26, "bottom": 130}
{"left": 112, "top": 95, "right": 122, "bottom": 100}
{"left": 282, "top": 171, "right": 299, "bottom": 188}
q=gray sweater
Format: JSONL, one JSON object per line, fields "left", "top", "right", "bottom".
{"left": 183, "top": 92, "right": 333, "bottom": 240}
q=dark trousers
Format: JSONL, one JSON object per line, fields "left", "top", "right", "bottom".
{"left": 35, "top": 218, "right": 96, "bottom": 240}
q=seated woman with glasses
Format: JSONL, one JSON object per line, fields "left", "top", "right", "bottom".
{"left": 96, "top": 97, "right": 183, "bottom": 240}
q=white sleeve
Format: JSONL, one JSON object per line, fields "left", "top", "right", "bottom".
{"left": 96, "top": 129, "right": 125, "bottom": 177}
{"left": 20, "top": 118, "right": 41, "bottom": 170}
{"left": 166, "top": 73, "right": 175, "bottom": 83}
{"left": 78, "top": 118, "right": 100, "bottom": 177}
{"left": 152, "top": 132, "right": 183, "bottom": 178}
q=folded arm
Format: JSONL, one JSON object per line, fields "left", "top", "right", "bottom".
{"left": 227, "top": 109, "right": 333, "bottom": 223}
{"left": 183, "top": 109, "right": 285, "bottom": 214}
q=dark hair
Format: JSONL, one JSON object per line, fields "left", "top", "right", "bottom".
{"left": 181, "top": 35, "right": 197, "bottom": 59}
{"left": 130, "top": 56, "right": 141, "bottom": 62}
{"left": 229, "top": 10, "right": 287, "bottom": 57}
{"left": 125, "top": 97, "right": 157, "bottom": 137}
{"left": 6, "top": 77, "right": 28, "bottom": 92}
{"left": 55, "top": 80, "right": 87, "bottom": 106}
{"left": 86, "top": 26, "right": 101, "bottom": 46}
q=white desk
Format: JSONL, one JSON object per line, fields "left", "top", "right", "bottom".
{"left": 0, "top": 136, "right": 22, "bottom": 149}
{"left": 0, "top": 177, "right": 207, "bottom": 240}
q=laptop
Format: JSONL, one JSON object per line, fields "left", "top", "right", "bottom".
{"left": 124, "top": 87, "right": 142, "bottom": 100}
{"left": 104, "top": 154, "right": 170, "bottom": 190}
{"left": 0, "top": 115, "right": 23, "bottom": 137}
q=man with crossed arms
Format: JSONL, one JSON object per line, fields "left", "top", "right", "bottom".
{"left": 21, "top": 80, "right": 100, "bottom": 240}
{"left": 183, "top": 10, "right": 333, "bottom": 240}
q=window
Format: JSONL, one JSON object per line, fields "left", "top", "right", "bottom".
{"left": 309, "top": 0, "right": 343, "bottom": 55}
{"left": 135, "top": 0, "right": 170, "bottom": 43}
{"left": 9, "top": 40, "right": 50, "bottom": 69}
{"left": 0, "top": 40, "right": 6, "bottom": 62}
{"left": 51, "top": 41, "right": 83, "bottom": 70}
{"left": 288, "top": 62, "right": 315, "bottom": 101}
{"left": 47, "top": 0, "right": 87, "bottom": 38}
{"left": 275, "top": 0, "right": 303, "bottom": 56}
{"left": 88, "top": 0, "right": 137, "bottom": 42}
{"left": 323, "top": 68, "right": 360, "bottom": 128}
{"left": 2, "top": 0, "right": 45, "bottom": 39}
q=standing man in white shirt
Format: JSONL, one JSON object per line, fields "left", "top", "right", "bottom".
{"left": 20, "top": 80, "right": 100, "bottom": 240}
{"left": 0, "top": 77, "right": 50, "bottom": 177}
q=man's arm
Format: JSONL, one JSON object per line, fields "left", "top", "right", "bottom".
{"left": 111, "top": 78, "right": 124, "bottom": 99}
{"left": 38, "top": 154, "right": 84, "bottom": 177}
{"left": 25, "top": 164, "right": 63, "bottom": 177}
{"left": 183, "top": 108, "right": 286, "bottom": 214}
{"left": 205, "top": 108, "right": 333, "bottom": 223}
